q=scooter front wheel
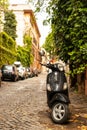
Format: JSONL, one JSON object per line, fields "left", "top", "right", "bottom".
{"left": 51, "top": 102, "right": 69, "bottom": 124}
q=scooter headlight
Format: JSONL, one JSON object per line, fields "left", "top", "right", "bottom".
{"left": 58, "top": 64, "right": 64, "bottom": 71}
{"left": 63, "top": 82, "right": 68, "bottom": 90}
{"left": 47, "top": 84, "right": 51, "bottom": 91}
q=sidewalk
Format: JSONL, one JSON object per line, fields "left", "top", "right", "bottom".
{"left": 69, "top": 89, "right": 87, "bottom": 129}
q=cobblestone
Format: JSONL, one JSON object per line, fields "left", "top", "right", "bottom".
{"left": 0, "top": 73, "right": 87, "bottom": 130}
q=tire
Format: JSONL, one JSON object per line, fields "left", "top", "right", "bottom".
{"left": 1, "top": 77, "right": 4, "bottom": 81}
{"left": 13, "top": 76, "right": 18, "bottom": 82}
{"left": 51, "top": 102, "right": 69, "bottom": 124}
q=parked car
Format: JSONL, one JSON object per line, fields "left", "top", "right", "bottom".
{"left": 26, "top": 67, "right": 34, "bottom": 78}
{"left": 17, "top": 66, "right": 28, "bottom": 80}
{"left": 14, "top": 61, "right": 28, "bottom": 80}
{"left": 1, "top": 65, "right": 19, "bottom": 81}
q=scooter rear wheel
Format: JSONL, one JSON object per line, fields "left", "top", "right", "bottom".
{"left": 51, "top": 102, "right": 69, "bottom": 124}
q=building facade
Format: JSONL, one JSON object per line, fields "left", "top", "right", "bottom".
{"left": 9, "top": 4, "right": 41, "bottom": 71}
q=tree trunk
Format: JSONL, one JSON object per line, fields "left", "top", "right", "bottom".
{"left": 0, "top": 77, "right": 1, "bottom": 87}
{"left": 77, "top": 74, "right": 82, "bottom": 93}
{"left": 85, "top": 68, "right": 87, "bottom": 95}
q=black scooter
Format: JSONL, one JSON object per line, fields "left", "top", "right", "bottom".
{"left": 41, "top": 62, "right": 70, "bottom": 124}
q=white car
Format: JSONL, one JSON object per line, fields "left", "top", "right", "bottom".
{"left": 17, "top": 66, "right": 27, "bottom": 80}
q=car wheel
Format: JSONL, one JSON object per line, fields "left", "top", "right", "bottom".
{"left": 13, "top": 76, "right": 18, "bottom": 82}
{"left": 1, "top": 77, "right": 4, "bottom": 81}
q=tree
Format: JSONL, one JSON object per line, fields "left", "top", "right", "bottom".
{"left": 48, "top": 0, "right": 87, "bottom": 92}
{"left": 28, "top": 0, "right": 87, "bottom": 73}
{"left": 0, "top": 0, "right": 8, "bottom": 10}
{"left": 0, "top": 0, "right": 9, "bottom": 31}
{"left": 0, "top": 1, "right": 17, "bottom": 68}
{"left": 42, "top": 32, "right": 57, "bottom": 58}
{"left": 3, "top": 10, "right": 17, "bottom": 40}
{"left": 29, "top": 0, "right": 87, "bottom": 92}
{"left": 50, "top": 0, "right": 87, "bottom": 73}
{"left": 17, "top": 35, "right": 33, "bottom": 67}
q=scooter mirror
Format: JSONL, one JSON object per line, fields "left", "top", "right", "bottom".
{"left": 39, "top": 50, "right": 45, "bottom": 56}
{"left": 58, "top": 63, "right": 64, "bottom": 71}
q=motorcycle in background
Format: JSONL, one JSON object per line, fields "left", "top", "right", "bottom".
{"left": 41, "top": 62, "right": 70, "bottom": 124}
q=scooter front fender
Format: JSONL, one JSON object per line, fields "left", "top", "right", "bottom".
{"left": 49, "top": 93, "right": 70, "bottom": 108}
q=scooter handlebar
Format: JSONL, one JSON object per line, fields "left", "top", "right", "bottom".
{"left": 40, "top": 63, "right": 58, "bottom": 71}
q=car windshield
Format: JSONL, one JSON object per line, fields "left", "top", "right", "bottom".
{"left": 3, "top": 66, "right": 12, "bottom": 71}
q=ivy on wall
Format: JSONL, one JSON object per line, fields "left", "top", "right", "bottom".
{"left": 0, "top": 32, "right": 17, "bottom": 67}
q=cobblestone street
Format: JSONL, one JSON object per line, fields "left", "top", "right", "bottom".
{"left": 0, "top": 72, "right": 87, "bottom": 130}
